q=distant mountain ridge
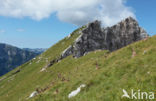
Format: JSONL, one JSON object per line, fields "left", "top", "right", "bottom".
{"left": 23, "top": 48, "right": 47, "bottom": 54}
{"left": 0, "top": 43, "right": 44, "bottom": 76}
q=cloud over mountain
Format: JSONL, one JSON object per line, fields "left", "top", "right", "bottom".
{"left": 0, "top": 0, "right": 135, "bottom": 26}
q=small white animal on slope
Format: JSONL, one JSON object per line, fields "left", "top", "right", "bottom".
{"left": 29, "top": 91, "right": 38, "bottom": 98}
{"left": 40, "top": 67, "right": 46, "bottom": 72}
{"left": 68, "top": 84, "right": 86, "bottom": 98}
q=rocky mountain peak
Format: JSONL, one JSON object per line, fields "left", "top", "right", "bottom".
{"left": 61, "top": 17, "right": 148, "bottom": 58}
{"left": 45, "top": 17, "right": 148, "bottom": 68}
{"left": 120, "top": 16, "right": 137, "bottom": 24}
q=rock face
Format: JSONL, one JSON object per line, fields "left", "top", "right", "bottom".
{"left": 61, "top": 17, "right": 148, "bottom": 58}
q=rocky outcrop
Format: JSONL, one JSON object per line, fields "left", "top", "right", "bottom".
{"left": 46, "top": 17, "right": 148, "bottom": 68}
{"left": 61, "top": 45, "right": 73, "bottom": 59}
{"left": 61, "top": 17, "right": 148, "bottom": 58}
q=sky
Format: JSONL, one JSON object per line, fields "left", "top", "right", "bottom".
{"left": 0, "top": 0, "right": 155, "bottom": 48}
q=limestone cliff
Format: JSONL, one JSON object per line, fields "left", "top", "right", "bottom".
{"left": 46, "top": 17, "right": 148, "bottom": 68}
{"left": 61, "top": 17, "right": 148, "bottom": 58}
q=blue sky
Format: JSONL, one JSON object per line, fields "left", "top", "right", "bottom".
{"left": 0, "top": 15, "right": 77, "bottom": 48}
{"left": 0, "top": 0, "right": 155, "bottom": 48}
{"left": 126, "top": 0, "right": 156, "bottom": 35}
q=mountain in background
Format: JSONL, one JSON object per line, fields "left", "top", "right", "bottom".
{"left": 23, "top": 48, "right": 47, "bottom": 54}
{"left": 0, "top": 43, "right": 44, "bottom": 76}
{"left": 0, "top": 17, "right": 155, "bottom": 101}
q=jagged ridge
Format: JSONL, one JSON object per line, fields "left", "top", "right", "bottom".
{"left": 58, "top": 17, "right": 148, "bottom": 61}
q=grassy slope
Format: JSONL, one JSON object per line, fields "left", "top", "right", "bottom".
{"left": 0, "top": 28, "right": 156, "bottom": 101}
{"left": 0, "top": 27, "right": 82, "bottom": 101}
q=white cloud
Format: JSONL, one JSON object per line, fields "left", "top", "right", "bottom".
{"left": 0, "top": 29, "right": 5, "bottom": 33}
{"left": 0, "top": 0, "right": 135, "bottom": 26}
{"left": 16, "top": 28, "right": 25, "bottom": 32}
